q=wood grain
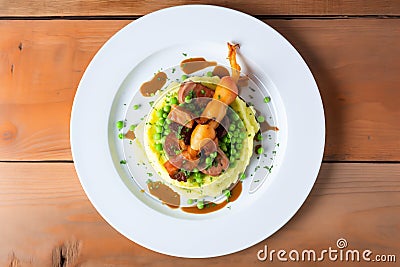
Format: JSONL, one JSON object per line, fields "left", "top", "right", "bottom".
{"left": 0, "top": 0, "right": 399, "bottom": 17}
{"left": 0, "top": 162, "right": 398, "bottom": 266}
{"left": 0, "top": 19, "right": 399, "bottom": 161}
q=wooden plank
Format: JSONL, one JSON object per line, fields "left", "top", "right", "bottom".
{"left": 0, "top": 0, "right": 399, "bottom": 17}
{"left": 0, "top": 19, "right": 399, "bottom": 161}
{"left": 0, "top": 20, "right": 130, "bottom": 161}
{"left": 0, "top": 162, "right": 398, "bottom": 266}
{"left": 266, "top": 19, "right": 400, "bottom": 161}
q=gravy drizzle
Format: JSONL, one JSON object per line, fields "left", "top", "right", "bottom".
{"left": 181, "top": 57, "right": 217, "bottom": 74}
{"left": 181, "top": 181, "right": 242, "bottom": 214}
{"left": 260, "top": 121, "right": 279, "bottom": 132}
{"left": 124, "top": 130, "right": 135, "bottom": 140}
{"left": 147, "top": 181, "right": 180, "bottom": 208}
{"left": 140, "top": 72, "right": 167, "bottom": 97}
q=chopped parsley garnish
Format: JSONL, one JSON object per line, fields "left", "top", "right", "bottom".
{"left": 133, "top": 104, "right": 140, "bottom": 110}
{"left": 264, "top": 96, "right": 271, "bottom": 103}
{"left": 182, "top": 53, "right": 187, "bottom": 57}
{"left": 119, "top": 160, "right": 126, "bottom": 164}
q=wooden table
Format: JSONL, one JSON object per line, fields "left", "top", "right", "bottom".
{"left": 1, "top": 1, "right": 399, "bottom": 266}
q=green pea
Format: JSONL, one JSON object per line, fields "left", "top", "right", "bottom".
{"left": 165, "top": 118, "right": 172, "bottom": 124}
{"left": 222, "top": 135, "right": 229, "bottom": 143}
{"left": 233, "top": 131, "right": 239, "bottom": 137}
{"left": 240, "top": 173, "right": 246, "bottom": 180}
{"left": 155, "top": 125, "right": 163, "bottom": 133}
{"left": 153, "top": 133, "right": 161, "bottom": 140}
{"left": 197, "top": 200, "right": 204, "bottom": 209}
{"left": 239, "top": 132, "right": 246, "bottom": 139}
{"left": 129, "top": 124, "right": 137, "bottom": 131}
{"left": 236, "top": 143, "right": 243, "bottom": 150}
{"left": 195, "top": 176, "right": 203, "bottom": 184}
{"left": 264, "top": 96, "right": 271, "bottom": 103}
{"left": 231, "top": 137, "right": 236, "bottom": 144}
{"left": 231, "top": 148, "right": 237, "bottom": 155}
{"left": 210, "top": 151, "right": 217, "bottom": 158}
{"left": 156, "top": 109, "right": 164, "bottom": 117}
{"left": 185, "top": 95, "right": 192, "bottom": 103}
{"left": 155, "top": 143, "right": 163, "bottom": 151}
{"left": 206, "top": 71, "right": 213, "bottom": 77}
{"left": 156, "top": 119, "right": 164, "bottom": 126}
{"left": 164, "top": 128, "right": 170, "bottom": 135}
{"left": 116, "top": 120, "right": 124, "bottom": 130}
{"left": 192, "top": 168, "right": 199, "bottom": 173}
{"left": 187, "top": 199, "right": 194, "bottom": 205}
{"left": 163, "top": 105, "right": 171, "bottom": 113}
{"left": 170, "top": 97, "right": 179, "bottom": 105}
{"left": 232, "top": 113, "right": 240, "bottom": 121}
{"left": 118, "top": 133, "right": 124, "bottom": 139}
{"left": 194, "top": 172, "right": 201, "bottom": 179}
{"left": 133, "top": 104, "right": 140, "bottom": 110}
{"left": 237, "top": 122, "right": 244, "bottom": 129}
{"left": 229, "top": 124, "right": 236, "bottom": 131}
{"left": 257, "top": 147, "right": 264, "bottom": 154}
{"left": 181, "top": 74, "right": 188, "bottom": 81}
{"left": 162, "top": 113, "right": 168, "bottom": 118}
{"left": 257, "top": 116, "right": 265, "bottom": 123}
{"left": 205, "top": 157, "right": 212, "bottom": 165}
{"left": 161, "top": 136, "right": 166, "bottom": 143}
{"left": 220, "top": 143, "right": 227, "bottom": 152}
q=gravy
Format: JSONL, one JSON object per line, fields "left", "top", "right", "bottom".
{"left": 180, "top": 57, "right": 217, "bottom": 74}
{"left": 140, "top": 72, "right": 167, "bottom": 97}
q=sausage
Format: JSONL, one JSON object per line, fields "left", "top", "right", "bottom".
{"left": 164, "top": 133, "right": 181, "bottom": 157}
{"left": 200, "top": 138, "right": 218, "bottom": 156}
{"left": 167, "top": 106, "right": 195, "bottom": 128}
{"left": 168, "top": 151, "right": 199, "bottom": 172}
{"left": 178, "top": 81, "right": 214, "bottom": 103}
{"left": 199, "top": 148, "right": 229, "bottom": 176}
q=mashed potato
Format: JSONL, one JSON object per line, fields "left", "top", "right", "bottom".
{"left": 139, "top": 76, "right": 259, "bottom": 198}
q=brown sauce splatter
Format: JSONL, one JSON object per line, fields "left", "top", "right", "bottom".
{"left": 212, "top": 65, "right": 230, "bottom": 78}
{"left": 147, "top": 181, "right": 180, "bottom": 207}
{"left": 180, "top": 57, "right": 217, "bottom": 74}
{"left": 237, "top": 75, "right": 249, "bottom": 87}
{"left": 260, "top": 121, "right": 279, "bottom": 132}
{"left": 140, "top": 72, "right": 167, "bottom": 97}
{"left": 181, "top": 181, "right": 242, "bottom": 214}
{"left": 124, "top": 130, "right": 135, "bottom": 140}
{"left": 254, "top": 108, "right": 279, "bottom": 132}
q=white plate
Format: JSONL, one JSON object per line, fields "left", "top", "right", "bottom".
{"left": 71, "top": 5, "right": 325, "bottom": 258}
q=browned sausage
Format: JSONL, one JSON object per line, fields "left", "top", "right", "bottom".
{"left": 178, "top": 81, "right": 214, "bottom": 103}
{"left": 199, "top": 148, "right": 229, "bottom": 176}
{"left": 167, "top": 106, "right": 195, "bottom": 128}
{"left": 168, "top": 151, "right": 199, "bottom": 172}
{"left": 164, "top": 133, "right": 180, "bottom": 157}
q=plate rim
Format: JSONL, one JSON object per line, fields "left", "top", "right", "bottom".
{"left": 70, "top": 4, "right": 325, "bottom": 258}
